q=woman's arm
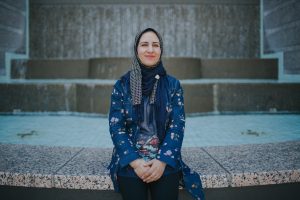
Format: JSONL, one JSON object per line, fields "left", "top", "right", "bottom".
{"left": 156, "top": 80, "right": 185, "bottom": 168}
{"left": 109, "top": 80, "right": 140, "bottom": 168}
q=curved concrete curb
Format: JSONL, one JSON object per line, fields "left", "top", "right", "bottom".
{"left": 0, "top": 141, "right": 299, "bottom": 190}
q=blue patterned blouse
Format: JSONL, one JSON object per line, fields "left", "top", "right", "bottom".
{"left": 108, "top": 72, "right": 205, "bottom": 200}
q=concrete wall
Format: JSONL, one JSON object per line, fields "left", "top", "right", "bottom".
{"left": 263, "top": 0, "right": 300, "bottom": 74}
{"left": 0, "top": 0, "right": 27, "bottom": 75}
{"left": 29, "top": 0, "right": 260, "bottom": 59}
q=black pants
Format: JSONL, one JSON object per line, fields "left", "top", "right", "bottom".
{"left": 118, "top": 172, "right": 180, "bottom": 200}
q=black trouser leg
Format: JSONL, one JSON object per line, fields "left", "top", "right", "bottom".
{"left": 118, "top": 172, "right": 180, "bottom": 200}
{"left": 118, "top": 176, "right": 148, "bottom": 200}
{"left": 150, "top": 172, "right": 180, "bottom": 200}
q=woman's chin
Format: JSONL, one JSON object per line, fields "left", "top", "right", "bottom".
{"left": 142, "top": 61, "right": 159, "bottom": 67}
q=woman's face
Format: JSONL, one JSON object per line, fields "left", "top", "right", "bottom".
{"left": 137, "top": 31, "right": 161, "bottom": 67}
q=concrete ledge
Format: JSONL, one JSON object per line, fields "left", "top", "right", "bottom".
{"left": 0, "top": 141, "right": 299, "bottom": 190}
{"left": 11, "top": 59, "right": 89, "bottom": 79}
{"left": 1, "top": 81, "right": 300, "bottom": 113}
{"left": 201, "top": 59, "right": 278, "bottom": 79}
{"left": 11, "top": 58, "right": 278, "bottom": 80}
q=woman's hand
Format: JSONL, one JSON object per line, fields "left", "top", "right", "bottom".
{"left": 142, "top": 159, "right": 166, "bottom": 183}
{"left": 130, "top": 159, "right": 150, "bottom": 179}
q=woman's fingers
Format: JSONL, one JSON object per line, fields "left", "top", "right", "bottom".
{"left": 137, "top": 159, "right": 167, "bottom": 182}
{"left": 143, "top": 159, "right": 154, "bottom": 167}
{"left": 143, "top": 167, "right": 163, "bottom": 182}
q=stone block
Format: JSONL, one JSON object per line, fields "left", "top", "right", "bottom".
{"left": 88, "top": 58, "right": 131, "bottom": 79}
{"left": 89, "top": 57, "right": 202, "bottom": 79}
{"left": 163, "top": 57, "right": 201, "bottom": 79}
{"left": 284, "top": 50, "right": 300, "bottom": 74}
{"left": 217, "top": 83, "right": 300, "bottom": 112}
{"left": 200, "top": 59, "right": 278, "bottom": 79}
{"left": 76, "top": 84, "right": 113, "bottom": 114}
{"left": 0, "top": 83, "right": 77, "bottom": 112}
{"left": 11, "top": 59, "right": 90, "bottom": 79}
{"left": 182, "top": 83, "right": 214, "bottom": 113}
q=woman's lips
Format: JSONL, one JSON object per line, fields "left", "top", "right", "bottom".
{"left": 145, "top": 55, "right": 156, "bottom": 59}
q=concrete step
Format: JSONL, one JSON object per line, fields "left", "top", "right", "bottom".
{"left": 0, "top": 141, "right": 299, "bottom": 200}
{"left": 11, "top": 58, "right": 278, "bottom": 80}
{"left": 1, "top": 80, "right": 299, "bottom": 114}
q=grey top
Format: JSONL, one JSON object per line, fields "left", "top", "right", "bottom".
{"left": 135, "top": 96, "right": 160, "bottom": 161}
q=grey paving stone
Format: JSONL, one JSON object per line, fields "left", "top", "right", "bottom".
{"left": 0, "top": 143, "right": 82, "bottom": 174}
{"left": 0, "top": 144, "right": 82, "bottom": 187}
{"left": 54, "top": 147, "right": 112, "bottom": 190}
{"left": 181, "top": 148, "right": 230, "bottom": 188}
{"left": 55, "top": 147, "right": 111, "bottom": 176}
{"left": 203, "top": 141, "right": 300, "bottom": 187}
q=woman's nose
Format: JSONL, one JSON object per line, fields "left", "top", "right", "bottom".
{"left": 146, "top": 45, "right": 153, "bottom": 52}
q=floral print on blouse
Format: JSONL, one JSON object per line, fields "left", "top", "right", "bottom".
{"left": 108, "top": 72, "right": 205, "bottom": 200}
{"left": 135, "top": 96, "right": 160, "bottom": 161}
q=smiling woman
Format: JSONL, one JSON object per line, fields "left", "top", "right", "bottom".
{"left": 107, "top": 28, "right": 205, "bottom": 200}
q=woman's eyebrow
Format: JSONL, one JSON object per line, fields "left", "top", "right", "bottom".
{"left": 139, "top": 41, "right": 160, "bottom": 44}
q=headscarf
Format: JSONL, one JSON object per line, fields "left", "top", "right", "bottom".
{"left": 130, "top": 28, "right": 168, "bottom": 141}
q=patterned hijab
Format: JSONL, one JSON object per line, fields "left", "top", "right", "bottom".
{"left": 130, "top": 28, "right": 168, "bottom": 141}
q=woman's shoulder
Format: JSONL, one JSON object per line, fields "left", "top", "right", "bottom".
{"left": 113, "top": 71, "right": 131, "bottom": 91}
{"left": 166, "top": 74, "right": 181, "bottom": 89}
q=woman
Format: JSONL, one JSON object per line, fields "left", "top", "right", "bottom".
{"left": 108, "top": 28, "right": 205, "bottom": 200}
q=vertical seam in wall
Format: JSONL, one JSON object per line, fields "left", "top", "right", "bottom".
{"left": 260, "top": 0, "right": 264, "bottom": 57}
{"left": 64, "top": 83, "right": 71, "bottom": 111}
{"left": 74, "top": 84, "right": 78, "bottom": 112}
{"left": 26, "top": 0, "right": 29, "bottom": 57}
{"left": 213, "top": 84, "right": 219, "bottom": 113}
{"left": 201, "top": 147, "right": 233, "bottom": 186}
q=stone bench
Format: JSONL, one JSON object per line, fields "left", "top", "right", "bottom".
{"left": 0, "top": 141, "right": 299, "bottom": 199}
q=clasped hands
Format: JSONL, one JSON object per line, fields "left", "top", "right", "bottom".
{"left": 130, "top": 158, "right": 166, "bottom": 183}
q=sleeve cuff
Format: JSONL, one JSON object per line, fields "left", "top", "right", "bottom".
{"left": 119, "top": 152, "right": 140, "bottom": 168}
{"left": 156, "top": 153, "right": 177, "bottom": 169}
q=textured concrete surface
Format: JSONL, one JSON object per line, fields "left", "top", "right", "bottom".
{"left": 1, "top": 81, "right": 300, "bottom": 114}
{"left": 0, "top": 83, "right": 77, "bottom": 112}
{"left": 263, "top": 0, "right": 300, "bottom": 74}
{"left": 0, "top": 141, "right": 299, "bottom": 190}
{"left": 203, "top": 141, "right": 300, "bottom": 187}
{"left": 11, "top": 59, "right": 90, "bottom": 79}
{"left": 0, "top": 0, "right": 27, "bottom": 75}
{"left": 76, "top": 84, "right": 112, "bottom": 114}
{"left": 217, "top": 83, "right": 300, "bottom": 112}
{"left": 200, "top": 59, "right": 278, "bottom": 79}
{"left": 89, "top": 57, "right": 203, "bottom": 79}
{"left": 29, "top": 3, "right": 259, "bottom": 59}
{"left": 0, "top": 144, "right": 82, "bottom": 188}
{"left": 181, "top": 148, "right": 230, "bottom": 188}
{"left": 183, "top": 83, "right": 214, "bottom": 113}
{"left": 12, "top": 58, "right": 278, "bottom": 80}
